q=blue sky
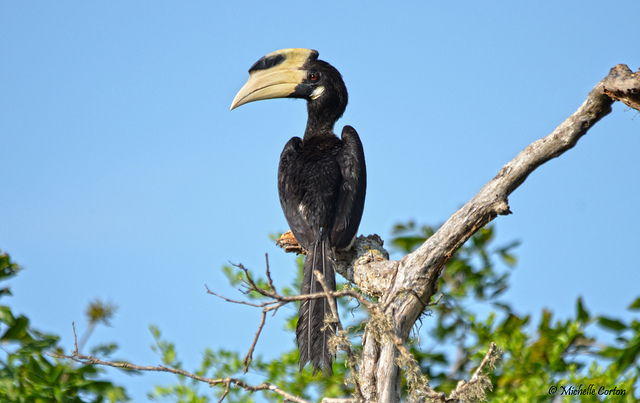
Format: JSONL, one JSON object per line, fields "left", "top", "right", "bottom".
{"left": 2, "top": 1, "right": 639, "bottom": 401}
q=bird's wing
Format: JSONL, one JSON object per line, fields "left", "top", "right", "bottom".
{"left": 278, "top": 136, "right": 314, "bottom": 250}
{"left": 331, "top": 125, "right": 366, "bottom": 249}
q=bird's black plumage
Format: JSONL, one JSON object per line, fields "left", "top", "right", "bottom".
{"left": 231, "top": 49, "right": 366, "bottom": 376}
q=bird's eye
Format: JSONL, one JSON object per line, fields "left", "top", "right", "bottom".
{"left": 308, "top": 72, "right": 321, "bottom": 81}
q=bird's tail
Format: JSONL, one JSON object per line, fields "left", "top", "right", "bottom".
{"left": 296, "top": 237, "right": 336, "bottom": 376}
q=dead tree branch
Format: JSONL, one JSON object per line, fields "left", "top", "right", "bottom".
{"left": 356, "top": 64, "right": 640, "bottom": 401}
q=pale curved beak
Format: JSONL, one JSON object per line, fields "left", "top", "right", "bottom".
{"left": 230, "top": 68, "right": 306, "bottom": 110}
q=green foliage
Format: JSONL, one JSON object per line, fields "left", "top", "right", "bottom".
{"left": 0, "top": 252, "right": 129, "bottom": 403}
{"left": 151, "top": 221, "right": 639, "bottom": 402}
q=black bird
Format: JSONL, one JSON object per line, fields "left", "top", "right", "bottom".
{"left": 231, "top": 48, "right": 366, "bottom": 375}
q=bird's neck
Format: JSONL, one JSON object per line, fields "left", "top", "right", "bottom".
{"left": 303, "top": 120, "right": 336, "bottom": 140}
{"left": 303, "top": 106, "right": 339, "bottom": 141}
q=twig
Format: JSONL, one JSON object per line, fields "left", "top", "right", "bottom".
{"left": 243, "top": 309, "right": 268, "bottom": 373}
{"left": 264, "top": 253, "right": 276, "bottom": 293}
{"left": 470, "top": 342, "right": 498, "bottom": 381}
{"left": 72, "top": 321, "right": 78, "bottom": 349}
{"left": 429, "top": 294, "right": 443, "bottom": 306}
{"left": 446, "top": 342, "right": 500, "bottom": 402}
{"left": 205, "top": 285, "right": 273, "bottom": 308}
{"left": 218, "top": 381, "right": 231, "bottom": 403}
{"left": 242, "top": 301, "right": 286, "bottom": 373}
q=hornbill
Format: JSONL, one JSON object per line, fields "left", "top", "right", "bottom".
{"left": 230, "top": 48, "right": 366, "bottom": 375}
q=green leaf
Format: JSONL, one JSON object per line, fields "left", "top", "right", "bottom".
{"left": 0, "top": 287, "right": 13, "bottom": 298}
{"left": 576, "top": 297, "right": 590, "bottom": 322}
{"left": 0, "top": 253, "right": 21, "bottom": 282}
{"left": 628, "top": 297, "right": 640, "bottom": 311}
{"left": 499, "top": 251, "right": 517, "bottom": 267}
{"left": 0, "top": 305, "right": 16, "bottom": 323}
{"left": 598, "top": 317, "right": 627, "bottom": 332}
{"left": 613, "top": 334, "right": 640, "bottom": 373}
{"left": 1, "top": 315, "right": 29, "bottom": 340}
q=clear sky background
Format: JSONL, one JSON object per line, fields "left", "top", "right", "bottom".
{"left": 2, "top": 2, "right": 639, "bottom": 401}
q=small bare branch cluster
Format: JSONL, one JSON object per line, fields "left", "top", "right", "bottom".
{"left": 206, "top": 262, "right": 502, "bottom": 402}
{"left": 207, "top": 256, "right": 375, "bottom": 380}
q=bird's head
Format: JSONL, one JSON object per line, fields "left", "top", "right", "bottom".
{"left": 231, "top": 48, "right": 348, "bottom": 127}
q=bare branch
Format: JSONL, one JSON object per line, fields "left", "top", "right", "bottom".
{"left": 429, "top": 294, "right": 443, "bottom": 306}
{"left": 205, "top": 285, "right": 273, "bottom": 308}
{"left": 217, "top": 381, "right": 231, "bottom": 403}
{"left": 470, "top": 343, "right": 500, "bottom": 382}
{"left": 242, "top": 302, "right": 286, "bottom": 373}
{"left": 50, "top": 348, "right": 312, "bottom": 403}
{"left": 393, "top": 65, "right": 635, "bottom": 326}
{"left": 358, "top": 64, "right": 640, "bottom": 401}
{"left": 264, "top": 253, "right": 276, "bottom": 293}
{"left": 602, "top": 64, "right": 640, "bottom": 111}
{"left": 447, "top": 342, "right": 501, "bottom": 402}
